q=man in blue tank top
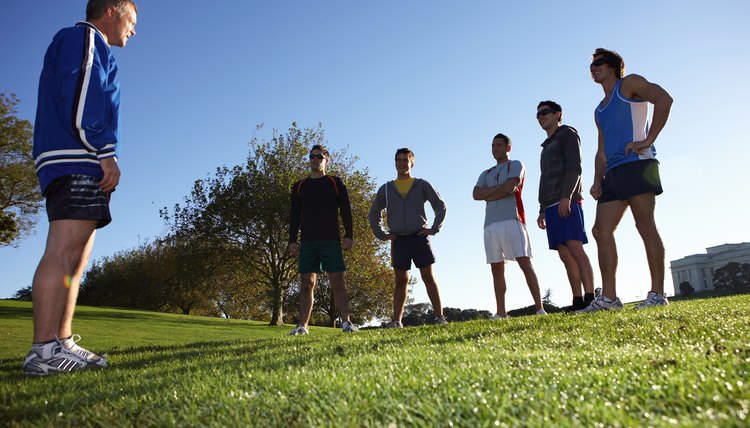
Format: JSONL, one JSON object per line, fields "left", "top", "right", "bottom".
{"left": 577, "top": 48, "right": 673, "bottom": 313}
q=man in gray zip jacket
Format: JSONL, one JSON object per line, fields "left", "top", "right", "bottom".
{"left": 369, "top": 148, "right": 448, "bottom": 328}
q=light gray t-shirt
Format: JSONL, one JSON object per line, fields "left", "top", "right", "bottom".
{"left": 475, "top": 160, "right": 525, "bottom": 227}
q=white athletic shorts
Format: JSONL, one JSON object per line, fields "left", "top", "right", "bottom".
{"left": 483, "top": 220, "right": 533, "bottom": 264}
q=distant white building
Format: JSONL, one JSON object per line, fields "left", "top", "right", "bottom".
{"left": 670, "top": 243, "right": 750, "bottom": 295}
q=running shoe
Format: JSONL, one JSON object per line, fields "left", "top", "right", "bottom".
{"left": 635, "top": 291, "right": 669, "bottom": 309}
{"left": 383, "top": 320, "right": 403, "bottom": 329}
{"left": 536, "top": 308, "right": 547, "bottom": 315}
{"left": 23, "top": 339, "right": 92, "bottom": 376}
{"left": 433, "top": 315, "right": 449, "bottom": 325}
{"left": 574, "top": 295, "right": 623, "bottom": 313}
{"left": 341, "top": 321, "right": 359, "bottom": 333}
{"left": 61, "top": 334, "right": 108, "bottom": 367}
{"left": 287, "top": 325, "right": 309, "bottom": 336}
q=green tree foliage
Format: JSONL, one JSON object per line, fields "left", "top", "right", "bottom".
{"left": 162, "top": 123, "right": 393, "bottom": 325}
{"left": 399, "top": 303, "right": 492, "bottom": 326}
{"left": 542, "top": 288, "right": 554, "bottom": 306}
{"left": 79, "top": 238, "right": 221, "bottom": 316}
{"left": 712, "top": 262, "right": 750, "bottom": 294}
{"left": 0, "top": 93, "right": 43, "bottom": 246}
{"left": 679, "top": 281, "right": 695, "bottom": 296}
{"left": 12, "top": 285, "right": 32, "bottom": 301}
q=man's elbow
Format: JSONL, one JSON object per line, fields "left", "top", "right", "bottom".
{"left": 658, "top": 92, "right": 674, "bottom": 110}
{"left": 472, "top": 188, "right": 483, "bottom": 200}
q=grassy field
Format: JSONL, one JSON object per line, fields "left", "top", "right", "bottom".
{"left": 1, "top": 296, "right": 748, "bottom": 427}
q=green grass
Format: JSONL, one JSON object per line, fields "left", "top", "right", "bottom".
{"left": 1, "top": 296, "right": 749, "bottom": 427}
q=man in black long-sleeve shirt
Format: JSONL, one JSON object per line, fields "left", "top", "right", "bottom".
{"left": 287, "top": 145, "right": 358, "bottom": 335}
{"left": 535, "top": 100, "right": 595, "bottom": 312}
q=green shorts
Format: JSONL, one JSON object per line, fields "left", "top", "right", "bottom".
{"left": 299, "top": 240, "right": 346, "bottom": 274}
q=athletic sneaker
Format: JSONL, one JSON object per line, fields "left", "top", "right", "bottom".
{"left": 383, "top": 320, "right": 403, "bottom": 329}
{"left": 287, "top": 325, "right": 309, "bottom": 336}
{"left": 341, "top": 321, "right": 359, "bottom": 333}
{"left": 433, "top": 315, "right": 449, "bottom": 325}
{"left": 574, "top": 295, "right": 623, "bottom": 313}
{"left": 23, "top": 339, "right": 92, "bottom": 376}
{"left": 61, "top": 334, "right": 108, "bottom": 367}
{"left": 635, "top": 291, "right": 669, "bottom": 309}
{"left": 492, "top": 313, "right": 508, "bottom": 320}
{"left": 536, "top": 309, "right": 547, "bottom": 316}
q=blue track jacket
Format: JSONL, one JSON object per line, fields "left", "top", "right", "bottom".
{"left": 33, "top": 21, "right": 120, "bottom": 194}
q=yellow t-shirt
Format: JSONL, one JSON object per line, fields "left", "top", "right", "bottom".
{"left": 394, "top": 178, "right": 415, "bottom": 199}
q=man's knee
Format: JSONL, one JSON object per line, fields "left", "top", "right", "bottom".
{"left": 300, "top": 274, "right": 317, "bottom": 290}
{"left": 490, "top": 262, "right": 505, "bottom": 276}
{"left": 634, "top": 217, "right": 659, "bottom": 238}
{"left": 592, "top": 223, "right": 614, "bottom": 243}
{"left": 328, "top": 272, "right": 345, "bottom": 288}
{"left": 516, "top": 256, "right": 534, "bottom": 269}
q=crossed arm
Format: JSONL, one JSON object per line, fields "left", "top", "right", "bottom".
{"left": 473, "top": 177, "right": 520, "bottom": 202}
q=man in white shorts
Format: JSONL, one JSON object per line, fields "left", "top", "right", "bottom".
{"left": 473, "top": 133, "right": 545, "bottom": 318}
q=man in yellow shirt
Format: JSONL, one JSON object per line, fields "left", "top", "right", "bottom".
{"left": 368, "top": 148, "right": 448, "bottom": 327}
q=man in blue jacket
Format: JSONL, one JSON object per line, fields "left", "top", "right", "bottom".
{"left": 23, "top": 0, "right": 138, "bottom": 376}
{"left": 369, "top": 148, "right": 448, "bottom": 328}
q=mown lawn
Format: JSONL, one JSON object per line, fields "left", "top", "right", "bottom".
{"left": 1, "top": 296, "right": 748, "bottom": 427}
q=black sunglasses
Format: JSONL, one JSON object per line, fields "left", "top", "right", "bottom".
{"left": 309, "top": 154, "right": 325, "bottom": 160}
{"left": 590, "top": 57, "right": 608, "bottom": 68}
{"left": 536, "top": 108, "right": 556, "bottom": 119}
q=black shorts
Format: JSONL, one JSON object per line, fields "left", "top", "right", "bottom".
{"left": 599, "top": 159, "right": 663, "bottom": 203}
{"left": 45, "top": 174, "right": 112, "bottom": 229}
{"left": 391, "top": 234, "right": 435, "bottom": 270}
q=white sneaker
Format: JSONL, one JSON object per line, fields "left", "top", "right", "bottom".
{"left": 492, "top": 313, "right": 508, "bottom": 320}
{"left": 61, "top": 334, "right": 108, "bottom": 367}
{"left": 536, "top": 309, "right": 547, "bottom": 316}
{"left": 574, "top": 295, "right": 623, "bottom": 313}
{"left": 23, "top": 339, "right": 93, "bottom": 376}
{"left": 433, "top": 316, "right": 449, "bottom": 325}
{"left": 635, "top": 291, "right": 669, "bottom": 309}
{"left": 287, "top": 325, "right": 309, "bottom": 336}
{"left": 341, "top": 321, "right": 359, "bottom": 333}
{"left": 383, "top": 320, "right": 403, "bottom": 329}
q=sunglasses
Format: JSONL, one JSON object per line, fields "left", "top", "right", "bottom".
{"left": 536, "top": 108, "right": 556, "bottom": 119}
{"left": 590, "top": 57, "right": 609, "bottom": 68}
{"left": 309, "top": 154, "right": 325, "bottom": 160}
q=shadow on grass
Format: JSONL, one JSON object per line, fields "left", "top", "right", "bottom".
{"left": 0, "top": 304, "right": 33, "bottom": 319}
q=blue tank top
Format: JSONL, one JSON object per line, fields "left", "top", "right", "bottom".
{"left": 595, "top": 79, "right": 655, "bottom": 172}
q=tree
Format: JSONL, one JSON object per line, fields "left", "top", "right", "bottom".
{"left": 12, "top": 285, "right": 32, "bottom": 301}
{"left": 0, "top": 93, "right": 43, "bottom": 246}
{"left": 162, "top": 123, "right": 393, "bottom": 325}
{"left": 401, "top": 303, "right": 432, "bottom": 326}
{"left": 712, "top": 262, "right": 750, "bottom": 294}
{"left": 679, "top": 281, "right": 694, "bottom": 296}
{"left": 542, "top": 288, "right": 554, "bottom": 306}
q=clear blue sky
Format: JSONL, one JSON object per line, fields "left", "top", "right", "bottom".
{"left": 2, "top": 1, "right": 749, "bottom": 313}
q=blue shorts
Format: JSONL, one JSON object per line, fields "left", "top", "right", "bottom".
{"left": 599, "top": 159, "right": 663, "bottom": 203}
{"left": 391, "top": 234, "right": 435, "bottom": 270}
{"left": 299, "top": 240, "right": 346, "bottom": 274}
{"left": 45, "top": 174, "right": 111, "bottom": 229}
{"left": 544, "top": 202, "right": 588, "bottom": 250}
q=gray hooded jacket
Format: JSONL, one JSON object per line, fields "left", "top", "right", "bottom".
{"left": 368, "top": 178, "right": 447, "bottom": 240}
